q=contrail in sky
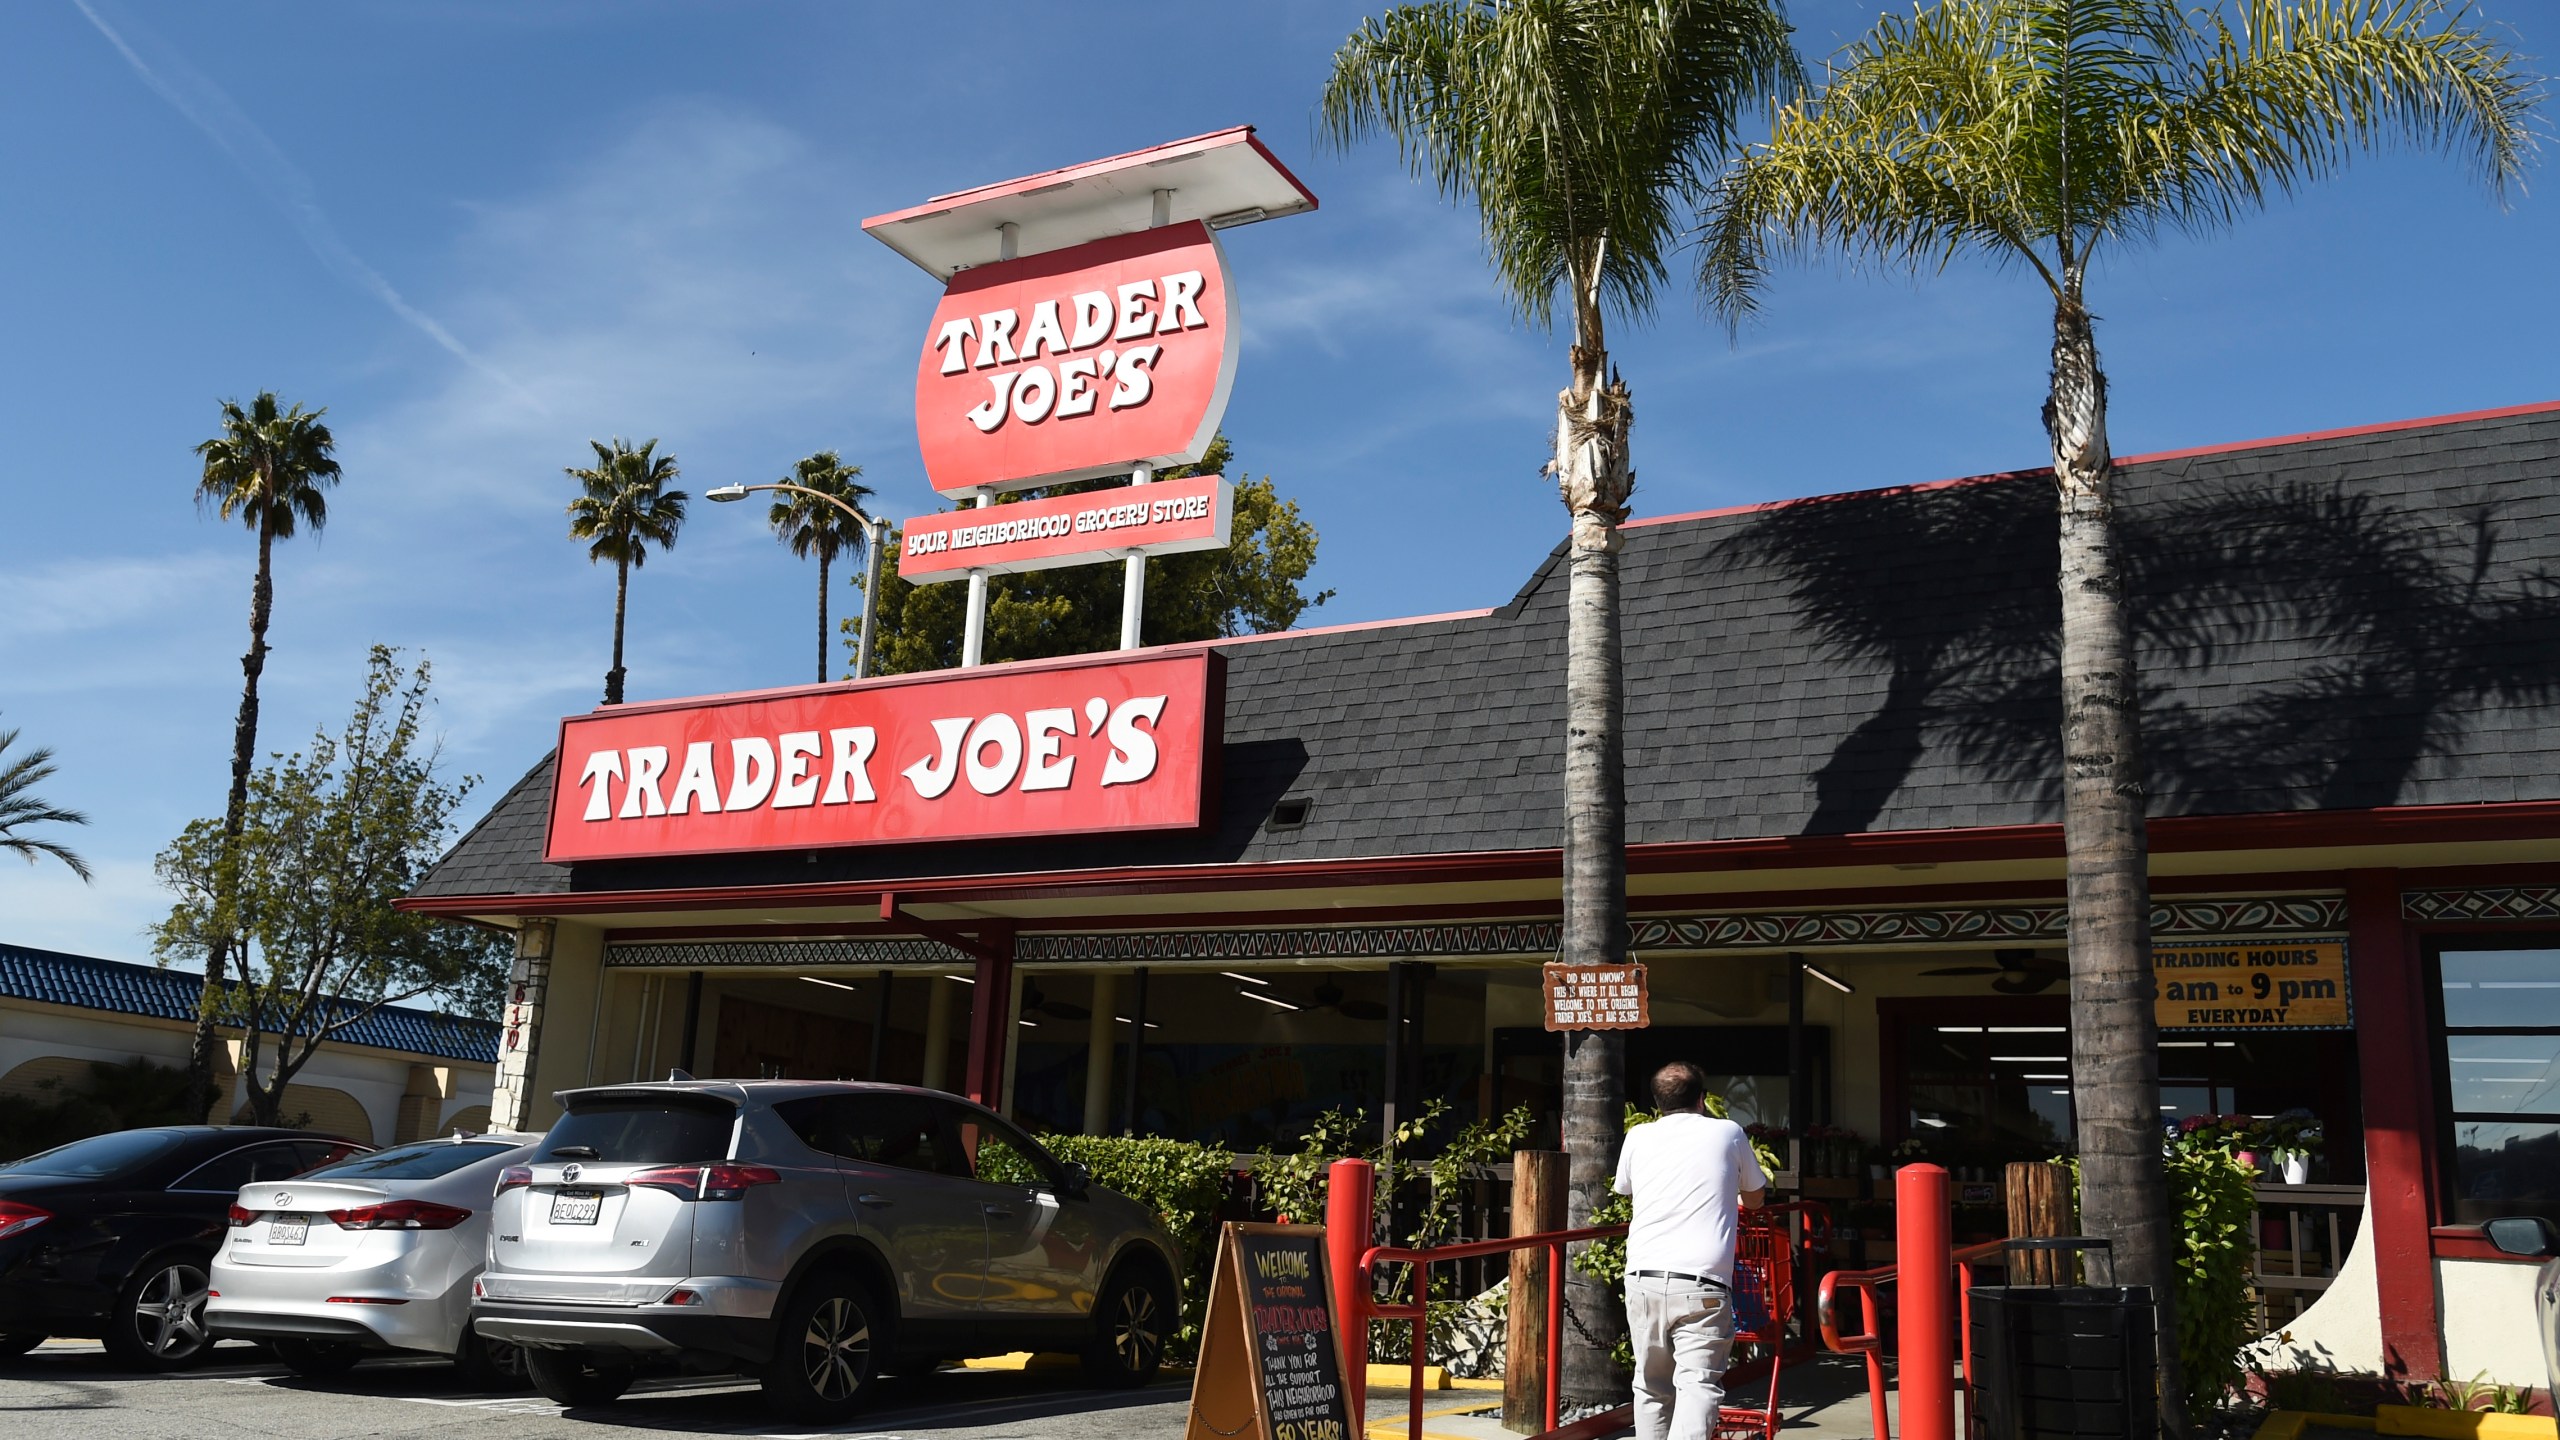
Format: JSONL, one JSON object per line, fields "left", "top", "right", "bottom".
{"left": 72, "top": 0, "right": 541, "bottom": 409}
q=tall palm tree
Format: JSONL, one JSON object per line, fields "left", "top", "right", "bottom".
{"left": 0, "top": 726, "right": 91, "bottom": 880}
{"left": 1323, "top": 0, "right": 1796, "bottom": 1404}
{"left": 1702, "top": 2, "right": 2531, "bottom": 1423}
{"left": 193, "top": 390, "right": 342, "bottom": 1117}
{"left": 767, "top": 451, "right": 873, "bottom": 682}
{"left": 565, "top": 438, "right": 689, "bottom": 705}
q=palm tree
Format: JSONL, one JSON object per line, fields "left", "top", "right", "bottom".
{"left": 565, "top": 438, "right": 689, "bottom": 705}
{"left": 1701, "top": 2, "right": 2532, "bottom": 1423}
{"left": 767, "top": 451, "right": 874, "bottom": 682}
{"left": 193, "top": 390, "right": 342, "bottom": 1117}
{"left": 1323, "top": 0, "right": 1795, "bottom": 1404}
{"left": 0, "top": 726, "right": 92, "bottom": 880}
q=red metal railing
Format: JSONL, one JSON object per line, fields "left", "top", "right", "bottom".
{"left": 1816, "top": 1238, "right": 2012, "bottom": 1440}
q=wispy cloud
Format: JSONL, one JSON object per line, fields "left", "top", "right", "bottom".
{"left": 69, "top": 0, "right": 538, "bottom": 409}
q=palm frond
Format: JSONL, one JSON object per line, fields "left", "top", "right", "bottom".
{"left": 0, "top": 727, "right": 93, "bottom": 882}
{"left": 564, "top": 437, "right": 688, "bottom": 568}
{"left": 193, "top": 391, "right": 342, "bottom": 542}
{"left": 767, "top": 451, "right": 875, "bottom": 565}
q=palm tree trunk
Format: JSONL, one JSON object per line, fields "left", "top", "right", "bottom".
{"left": 1555, "top": 321, "right": 1635, "bottom": 1411}
{"left": 185, "top": 523, "right": 275, "bottom": 1121}
{"left": 606, "top": 555, "right": 630, "bottom": 705}
{"left": 817, "top": 551, "right": 831, "bottom": 683}
{"left": 2045, "top": 284, "right": 2187, "bottom": 1435}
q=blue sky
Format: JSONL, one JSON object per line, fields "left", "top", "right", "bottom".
{"left": 3, "top": 1, "right": 2554, "bottom": 961}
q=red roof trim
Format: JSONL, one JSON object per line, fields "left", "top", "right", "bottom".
{"left": 398, "top": 798, "right": 2560, "bottom": 919}
{"left": 1625, "top": 396, "right": 2560, "bottom": 534}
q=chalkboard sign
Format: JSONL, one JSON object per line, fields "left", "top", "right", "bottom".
{"left": 1184, "top": 1223, "right": 1355, "bottom": 1440}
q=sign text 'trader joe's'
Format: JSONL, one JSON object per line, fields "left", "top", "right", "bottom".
{"left": 912, "top": 222, "right": 1237, "bottom": 495}
{"left": 542, "top": 653, "right": 1221, "bottom": 863}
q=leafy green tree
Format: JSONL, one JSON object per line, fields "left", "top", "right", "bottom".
{"left": 767, "top": 451, "right": 875, "bottom": 682}
{"left": 565, "top": 438, "right": 688, "bottom": 705}
{"left": 191, "top": 391, "right": 343, "bottom": 1118}
{"left": 1322, "top": 0, "right": 1794, "bottom": 1400}
{"left": 1700, "top": 2, "right": 2532, "bottom": 1420}
{"left": 151, "top": 647, "right": 509, "bottom": 1127}
{"left": 0, "top": 724, "right": 91, "bottom": 880}
{"left": 860, "top": 437, "right": 1333, "bottom": 673}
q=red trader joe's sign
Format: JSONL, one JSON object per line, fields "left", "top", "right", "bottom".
{"left": 543, "top": 652, "right": 1221, "bottom": 863}
{"left": 899, "top": 473, "right": 1234, "bottom": 583}
{"left": 915, "top": 222, "right": 1236, "bottom": 495}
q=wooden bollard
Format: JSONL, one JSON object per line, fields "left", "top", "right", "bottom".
{"left": 2003, "top": 1160, "right": 2076, "bottom": 1285}
{"left": 1503, "top": 1149, "right": 1567, "bottom": 1433}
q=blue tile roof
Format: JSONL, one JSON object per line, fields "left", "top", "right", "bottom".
{"left": 0, "top": 942, "right": 500, "bottom": 1065}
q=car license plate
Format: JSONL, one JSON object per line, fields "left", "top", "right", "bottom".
{"left": 550, "top": 1190, "right": 602, "bottom": 1225}
{"left": 269, "top": 1214, "right": 309, "bottom": 1246}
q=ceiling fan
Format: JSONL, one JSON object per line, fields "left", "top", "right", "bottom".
{"left": 1303, "top": 980, "right": 1390, "bottom": 1021}
{"left": 1919, "top": 948, "right": 2068, "bottom": 995}
{"left": 1020, "top": 983, "right": 1090, "bottom": 1021}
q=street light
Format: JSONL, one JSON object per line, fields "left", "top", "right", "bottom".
{"left": 706, "top": 482, "right": 892, "bottom": 681}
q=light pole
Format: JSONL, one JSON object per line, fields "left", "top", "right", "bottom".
{"left": 705, "top": 482, "right": 892, "bottom": 681}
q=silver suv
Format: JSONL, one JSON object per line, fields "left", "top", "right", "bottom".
{"left": 470, "top": 1080, "right": 1181, "bottom": 1420}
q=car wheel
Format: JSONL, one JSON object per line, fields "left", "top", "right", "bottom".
{"left": 452, "top": 1323, "right": 531, "bottom": 1391}
{"left": 103, "top": 1256, "right": 215, "bottom": 1370}
{"left": 0, "top": 1333, "right": 43, "bottom": 1358}
{"left": 524, "top": 1348, "right": 636, "bottom": 1407}
{"left": 1082, "top": 1264, "right": 1173, "bottom": 1388}
{"left": 760, "top": 1274, "right": 881, "bottom": 1420}
{"left": 273, "top": 1337, "right": 365, "bottom": 1378}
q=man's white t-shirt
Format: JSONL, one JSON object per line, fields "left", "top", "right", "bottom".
{"left": 1611, "top": 1112, "right": 1768, "bottom": 1282}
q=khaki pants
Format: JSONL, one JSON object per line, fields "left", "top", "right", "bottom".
{"left": 1625, "top": 1274, "right": 1735, "bottom": 1440}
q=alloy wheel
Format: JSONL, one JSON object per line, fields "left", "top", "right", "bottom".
{"left": 1111, "top": 1283, "right": 1163, "bottom": 1373}
{"left": 800, "top": 1296, "right": 871, "bottom": 1402}
{"left": 134, "top": 1263, "right": 210, "bottom": 1361}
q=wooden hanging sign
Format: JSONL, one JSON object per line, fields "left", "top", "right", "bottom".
{"left": 1184, "top": 1222, "right": 1355, "bottom": 1440}
{"left": 1543, "top": 961, "right": 1649, "bottom": 1031}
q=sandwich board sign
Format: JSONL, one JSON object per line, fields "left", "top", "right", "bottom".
{"left": 1184, "top": 1222, "right": 1354, "bottom": 1440}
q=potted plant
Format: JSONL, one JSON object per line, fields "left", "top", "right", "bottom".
{"left": 2263, "top": 1110, "right": 2323, "bottom": 1184}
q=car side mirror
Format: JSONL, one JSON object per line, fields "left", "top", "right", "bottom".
{"left": 1061, "top": 1161, "right": 1092, "bottom": 1198}
{"left": 2485, "top": 1215, "right": 2558, "bottom": 1257}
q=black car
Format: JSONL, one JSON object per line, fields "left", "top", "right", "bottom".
{"left": 0, "top": 1127, "right": 367, "bottom": 1369}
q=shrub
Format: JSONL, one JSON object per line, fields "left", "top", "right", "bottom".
{"left": 2165, "top": 1140, "right": 2258, "bottom": 1424}
{"left": 0, "top": 1057, "right": 195, "bottom": 1161}
{"left": 1040, "top": 1133, "right": 1234, "bottom": 1360}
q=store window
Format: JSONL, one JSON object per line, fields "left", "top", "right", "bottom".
{"left": 2433, "top": 940, "right": 2560, "bottom": 1224}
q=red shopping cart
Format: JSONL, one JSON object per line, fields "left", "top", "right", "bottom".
{"left": 1711, "top": 1205, "right": 1819, "bottom": 1439}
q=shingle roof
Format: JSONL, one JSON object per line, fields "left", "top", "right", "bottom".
{"left": 0, "top": 941, "right": 500, "bottom": 1064}
{"left": 413, "top": 403, "right": 2560, "bottom": 902}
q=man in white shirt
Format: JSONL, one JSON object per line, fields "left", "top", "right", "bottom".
{"left": 1612, "top": 1061, "right": 1769, "bottom": 1440}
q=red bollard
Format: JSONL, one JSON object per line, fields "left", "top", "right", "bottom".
{"left": 1897, "top": 1164, "right": 1955, "bottom": 1440}
{"left": 1326, "top": 1158, "right": 1376, "bottom": 1424}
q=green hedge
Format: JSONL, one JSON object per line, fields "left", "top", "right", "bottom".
{"left": 1041, "top": 1133, "right": 1234, "bottom": 1359}
{"left": 0, "top": 1058, "right": 194, "bottom": 1161}
{"left": 2166, "top": 1145, "right": 2258, "bottom": 1423}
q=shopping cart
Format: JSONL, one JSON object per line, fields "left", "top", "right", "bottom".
{"left": 1711, "top": 1207, "right": 1811, "bottom": 1440}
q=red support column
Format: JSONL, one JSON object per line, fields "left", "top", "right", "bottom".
{"left": 1327, "top": 1159, "right": 1375, "bottom": 1427}
{"left": 2347, "top": 868, "right": 2444, "bottom": 1381}
{"left": 960, "top": 925, "right": 1016, "bottom": 1111}
{"left": 1897, "top": 1164, "right": 1955, "bottom": 1440}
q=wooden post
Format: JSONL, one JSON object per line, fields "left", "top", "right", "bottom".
{"left": 2003, "top": 1160, "right": 2076, "bottom": 1285}
{"left": 1503, "top": 1149, "right": 1568, "bottom": 1433}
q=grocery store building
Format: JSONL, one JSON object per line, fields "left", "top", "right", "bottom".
{"left": 405, "top": 400, "right": 2560, "bottom": 1389}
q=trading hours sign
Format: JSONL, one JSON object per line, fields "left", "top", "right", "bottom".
{"left": 2152, "top": 937, "right": 2351, "bottom": 1030}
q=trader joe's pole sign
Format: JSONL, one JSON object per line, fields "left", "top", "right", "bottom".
{"left": 913, "top": 222, "right": 1237, "bottom": 497}
{"left": 898, "top": 471, "right": 1234, "bottom": 582}
{"left": 1543, "top": 963, "right": 1650, "bottom": 1031}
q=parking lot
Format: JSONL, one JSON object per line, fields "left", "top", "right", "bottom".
{"left": 0, "top": 1341, "right": 1218, "bottom": 1440}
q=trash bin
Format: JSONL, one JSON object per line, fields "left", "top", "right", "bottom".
{"left": 1966, "top": 1285, "right": 2157, "bottom": 1440}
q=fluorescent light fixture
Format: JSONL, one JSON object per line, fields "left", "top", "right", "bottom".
{"left": 1991, "top": 1056, "right": 2066, "bottom": 1063}
{"left": 1115, "top": 1015, "right": 1161, "bottom": 1030}
{"left": 1799, "top": 961, "right": 1854, "bottom": 994}
{"left": 2161, "top": 1041, "right": 2208, "bottom": 1048}
{"left": 1241, "top": 990, "right": 1301, "bottom": 1011}
{"left": 1018, "top": 1018, "right": 1038, "bottom": 1028}
{"left": 2048, "top": 1089, "right": 2071, "bottom": 1097}
{"left": 800, "top": 977, "right": 858, "bottom": 992}
{"left": 1220, "top": 972, "right": 1271, "bottom": 987}
{"left": 1937, "top": 1026, "right": 1984, "bottom": 1034}
{"left": 1988, "top": 1026, "right": 2067, "bottom": 1033}
{"left": 1914, "top": 1116, "right": 1950, "bottom": 1129}
{"left": 948, "top": 974, "right": 976, "bottom": 985}
{"left": 2024, "top": 1073, "right": 2068, "bottom": 1081}
{"left": 2212, "top": 1041, "right": 2236, "bottom": 1048}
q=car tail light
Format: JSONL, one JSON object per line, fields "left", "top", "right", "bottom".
{"left": 0, "top": 1201, "right": 53, "bottom": 1241}
{"left": 495, "top": 1165, "right": 533, "bottom": 1195}
{"left": 327, "top": 1200, "right": 473, "bottom": 1231}
{"left": 471, "top": 1278, "right": 485, "bottom": 1299}
{"left": 625, "top": 1163, "right": 782, "bottom": 1202}
{"left": 661, "top": 1288, "right": 702, "bottom": 1306}
{"left": 225, "top": 1203, "right": 257, "bottom": 1228}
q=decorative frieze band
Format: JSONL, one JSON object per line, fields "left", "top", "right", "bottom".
{"left": 604, "top": 894, "right": 2347, "bottom": 970}
{"left": 2404, "top": 886, "right": 2560, "bottom": 923}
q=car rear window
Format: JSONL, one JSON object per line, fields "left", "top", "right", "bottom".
{"left": 0, "top": 1129, "right": 190, "bottom": 1177}
{"left": 544, "top": 1098, "right": 735, "bottom": 1163}
{"left": 304, "top": 1140, "right": 517, "bottom": 1181}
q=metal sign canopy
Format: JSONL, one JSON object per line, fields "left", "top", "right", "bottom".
{"left": 861, "top": 126, "right": 1319, "bottom": 281}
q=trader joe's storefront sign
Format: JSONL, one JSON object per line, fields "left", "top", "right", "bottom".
{"left": 2152, "top": 937, "right": 2351, "bottom": 1030}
